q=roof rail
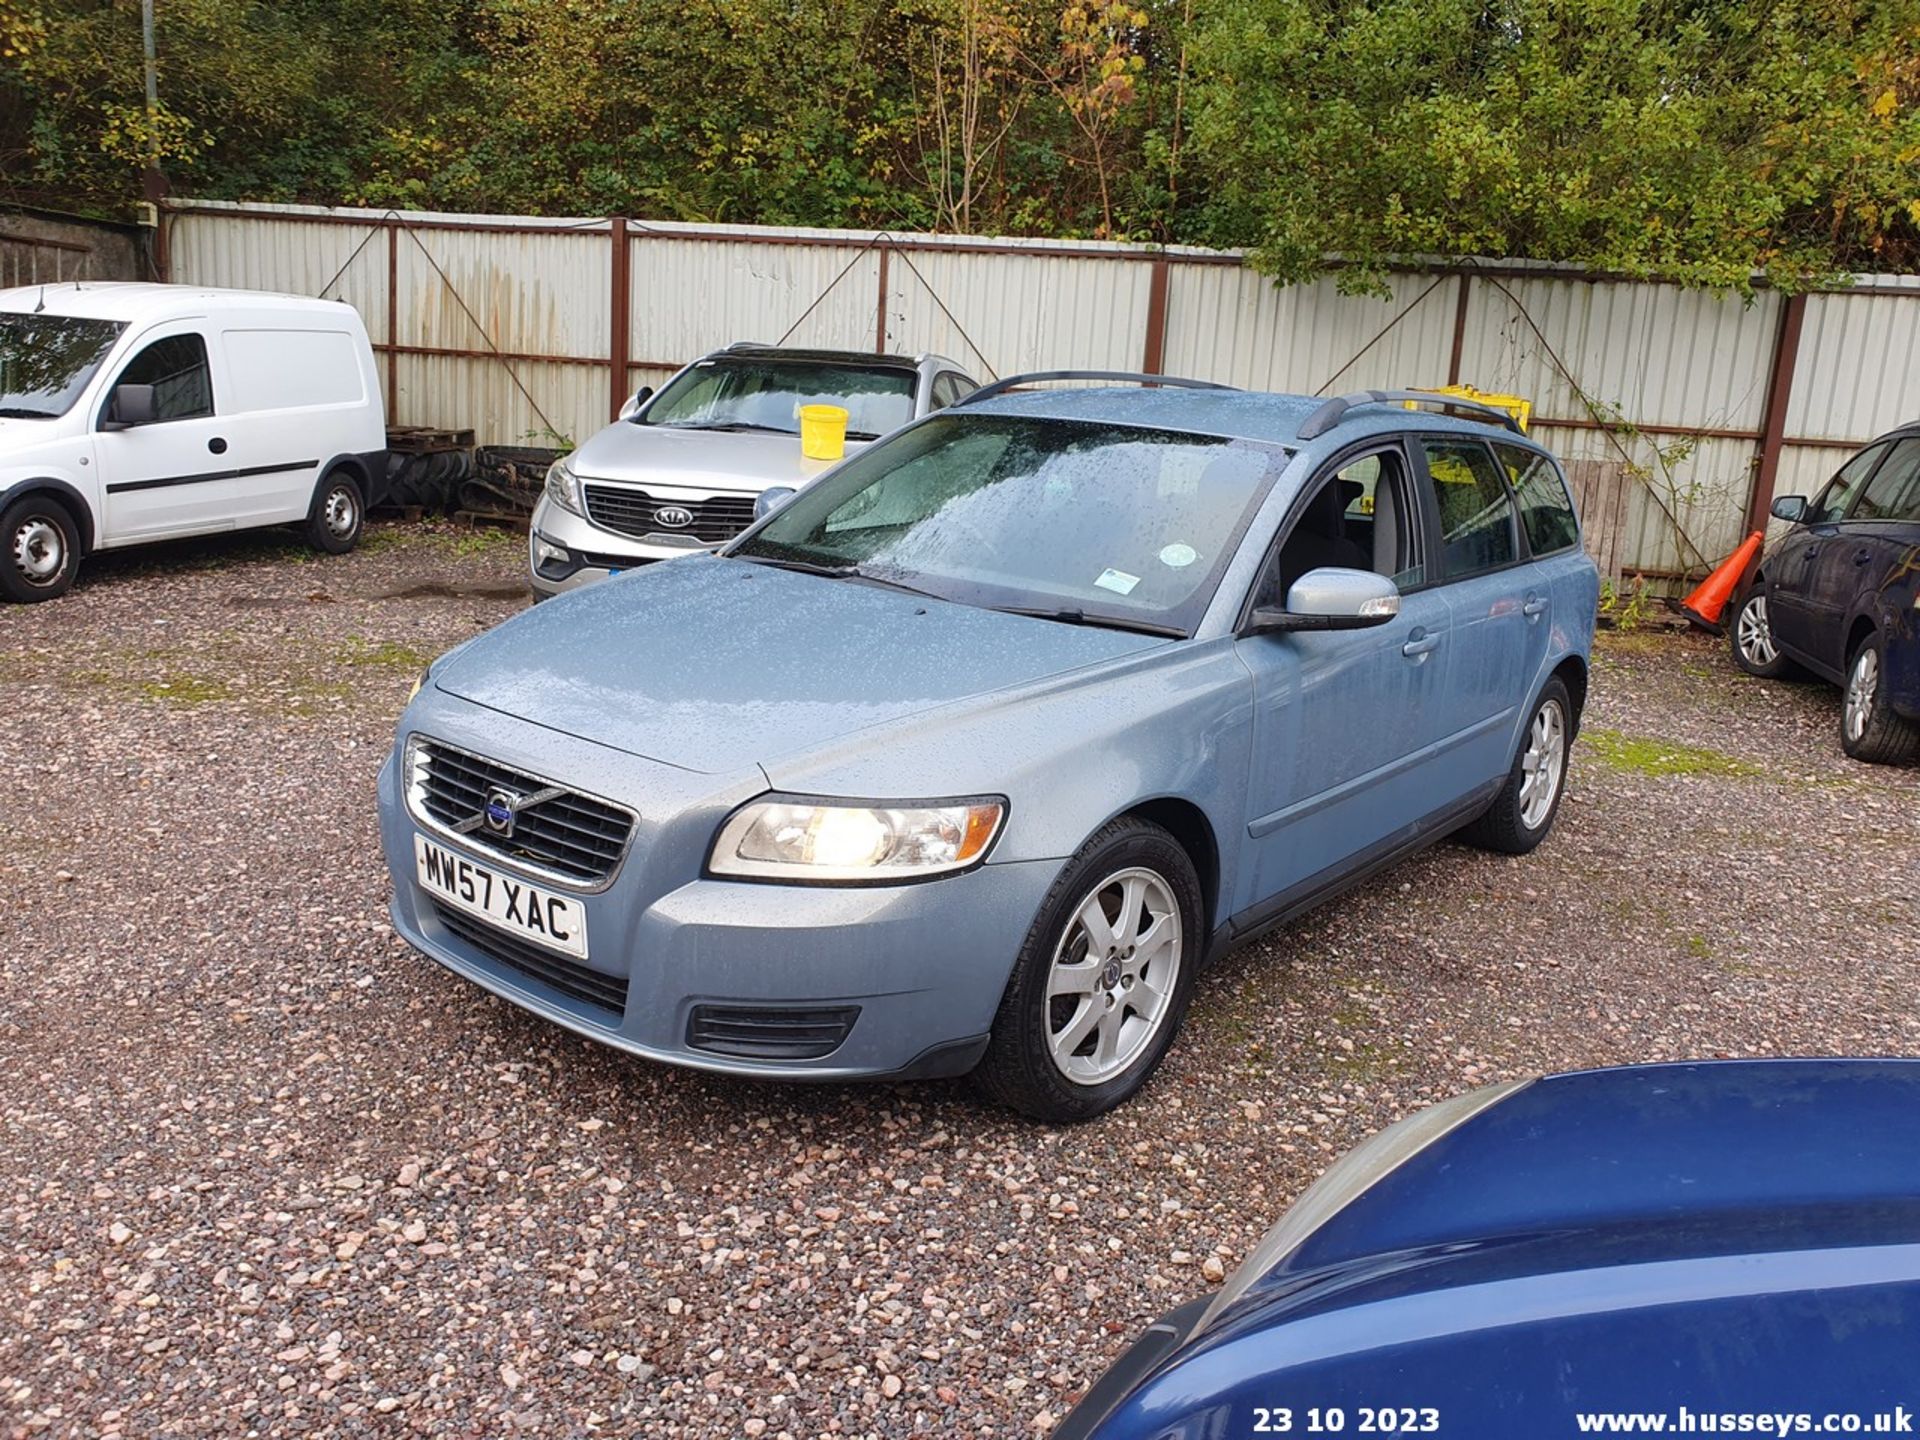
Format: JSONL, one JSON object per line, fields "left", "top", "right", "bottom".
{"left": 1297, "top": 389, "right": 1525, "bottom": 441}
{"left": 954, "top": 370, "right": 1237, "bottom": 406}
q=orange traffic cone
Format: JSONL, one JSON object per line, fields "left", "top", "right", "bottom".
{"left": 1681, "top": 530, "right": 1764, "bottom": 633}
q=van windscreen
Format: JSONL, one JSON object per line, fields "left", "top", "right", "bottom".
{"left": 0, "top": 313, "right": 125, "bottom": 420}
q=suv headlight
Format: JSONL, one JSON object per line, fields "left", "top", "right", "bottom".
{"left": 545, "top": 457, "right": 584, "bottom": 516}
{"left": 709, "top": 797, "right": 1005, "bottom": 882}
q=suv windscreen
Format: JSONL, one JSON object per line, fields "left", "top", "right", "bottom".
{"left": 642, "top": 357, "right": 916, "bottom": 440}
{"left": 732, "top": 414, "right": 1285, "bottom": 636}
{"left": 0, "top": 313, "right": 126, "bottom": 419}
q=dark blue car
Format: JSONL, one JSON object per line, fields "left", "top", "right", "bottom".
{"left": 1059, "top": 1060, "right": 1920, "bottom": 1439}
{"left": 1733, "top": 422, "right": 1920, "bottom": 764}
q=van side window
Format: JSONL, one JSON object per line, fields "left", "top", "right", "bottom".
{"left": 1420, "top": 439, "right": 1518, "bottom": 580}
{"left": 1493, "top": 443, "right": 1580, "bottom": 556}
{"left": 116, "top": 334, "right": 214, "bottom": 421}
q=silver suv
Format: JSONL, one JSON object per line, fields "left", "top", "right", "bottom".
{"left": 529, "top": 343, "right": 977, "bottom": 595}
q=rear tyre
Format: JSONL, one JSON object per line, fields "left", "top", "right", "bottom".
{"left": 1459, "top": 677, "right": 1572, "bottom": 856}
{"left": 1730, "top": 589, "right": 1803, "bottom": 680}
{"left": 1839, "top": 632, "right": 1920, "bottom": 766}
{"left": 972, "top": 818, "right": 1202, "bottom": 1123}
{"left": 306, "top": 472, "right": 364, "bottom": 555}
{"left": 1, "top": 493, "right": 81, "bottom": 603}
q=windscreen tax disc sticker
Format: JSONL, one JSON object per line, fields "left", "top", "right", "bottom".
{"left": 1094, "top": 568, "right": 1142, "bottom": 596}
{"left": 1159, "top": 543, "right": 1198, "bottom": 568}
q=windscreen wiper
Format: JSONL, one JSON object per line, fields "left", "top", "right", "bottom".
{"left": 0, "top": 406, "right": 56, "bottom": 419}
{"left": 660, "top": 421, "right": 795, "bottom": 435}
{"left": 992, "top": 605, "right": 1184, "bottom": 638}
{"left": 733, "top": 553, "right": 856, "bottom": 578}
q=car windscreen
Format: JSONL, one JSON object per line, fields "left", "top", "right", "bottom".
{"left": 0, "top": 313, "right": 125, "bottom": 419}
{"left": 731, "top": 414, "right": 1287, "bottom": 636}
{"left": 642, "top": 357, "right": 916, "bottom": 440}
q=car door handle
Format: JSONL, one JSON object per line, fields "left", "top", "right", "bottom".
{"left": 1853, "top": 548, "right": 1874, "bottom": 566}
{"left": 1402, "top": 630, "right": 1442, "bottom": 659}
{"left": 1522, "top": 595, "right": 1549, "bottom": 619}
{"left": 208, "top": 437, "right": 228, "bottom": 455}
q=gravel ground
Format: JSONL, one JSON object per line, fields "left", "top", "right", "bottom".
{"left": 3, "top": 526, "right": 1916, "bottom": 1439}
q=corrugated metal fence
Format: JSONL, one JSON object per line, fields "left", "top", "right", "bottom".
{"left": 161, "top": 199, "right": 1920, "bottom": 584}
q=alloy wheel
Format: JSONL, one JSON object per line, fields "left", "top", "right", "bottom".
{"left": 1044, "top": 867, "right": 1182, "bottom": 1086}
{"left": 1518, "top": 698, "right": 1566, "bottom": 831}
{"left": 1736, "top": 595, "right": 1777, "bottom": 668}
{"left": 1845, "top": 647, "right": 1879, "bottom": 745}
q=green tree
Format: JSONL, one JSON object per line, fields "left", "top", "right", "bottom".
{"left": 1180, "top": 0, "right": 1920, "bottom": 290}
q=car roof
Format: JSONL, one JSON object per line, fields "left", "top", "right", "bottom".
{"left": 706, "top": 344, "right": 934, "bottom": 374}
{"left": 0, "top": 281, "right": 356, "bottom": 324}
{"left": 959, "top": 384, "right": 1545, "bottom": 452}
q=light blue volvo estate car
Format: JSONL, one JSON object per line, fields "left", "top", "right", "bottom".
{"left": 376, "top": 375, "right": 1598, "bottom": 1120}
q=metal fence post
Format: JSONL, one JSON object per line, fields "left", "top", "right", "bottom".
{"left": 1746, "top": 291, "right": 1808, "bottom": 535}
{"left": 609, "top": 216, "right": 631, "bottom": 420}
{"left": 1142, "top": 257, "right": 1170, "bottom": 374}
{"left": 1447, "top": 273, "right": 1471, "bottom": 385}
{"left": 386, "top": 221, "right": 399, "bottom": 422}
{"left": 874, "top": 243, "right": 890, "bottom": 353}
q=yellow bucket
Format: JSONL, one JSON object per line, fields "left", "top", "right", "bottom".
{"left": 799, "top": 404, "right": 850, "bottom": 461}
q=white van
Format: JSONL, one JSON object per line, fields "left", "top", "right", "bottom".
{"left": 0, "top": 282, "right": 386, "bottom": 602}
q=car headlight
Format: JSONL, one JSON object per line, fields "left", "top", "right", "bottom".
{"left": 545, "top": 457, "right": 584, "bottom": 517}
{"left": 708, "top": 797, "right": 1006, "bottom": 882}
{"left": 406, "top": 637, "right": 479, "bottom": 706}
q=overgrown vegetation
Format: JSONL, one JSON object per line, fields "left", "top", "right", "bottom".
{"left": 3, "top": 0, "right": 1917, "bottom": 287}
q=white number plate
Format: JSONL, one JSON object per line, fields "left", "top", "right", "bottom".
{"left": 414, "top": 835, "right": 587, "bottom": 959}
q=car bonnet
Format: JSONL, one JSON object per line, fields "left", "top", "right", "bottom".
{"left": 569, "top": 419, "right": 866, "bottom": 491}
{"left": 433, "top": 555, "right": 1166, "bottom": 773}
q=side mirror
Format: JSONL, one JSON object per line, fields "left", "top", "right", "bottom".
{"left": 1770, "top": 494, "right": 1809, "bottom": 524}
{"left": 1244, "top": 567, "right": 1401, "bottom": 634}
{"left": 753, "top": 485, "right": 797, "bottom": 521}
{"left": 103, "top": 383, "right": 157, "bottom": 429}
{"left": 619, "top": 385, "right": 654, "bottom": 421}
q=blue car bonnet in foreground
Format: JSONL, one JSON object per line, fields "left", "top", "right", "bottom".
{"left": 1061, "top": 1059, "right": 1920, "bottom": 1439}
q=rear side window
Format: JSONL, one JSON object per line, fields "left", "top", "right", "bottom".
{"left": 1494, "top": 443, "right": 1580, "bottom": 556}
{"left": 1851, "top": 438, "right": 1920, "bottom": 523}
{"left": 1420, "top": 439, "right": 1518, "bottom": 580}
{"left": 1809, "top": 443, "right": 1888, "bottom": 524}
{"left": 116, "top": 333, "right": 213, "bottom": 421}
{"left": 930, "top": 372, "right": 973, "bottom": 409}
{"left": 223, "top": 329, "right": 364, "bottom": 411}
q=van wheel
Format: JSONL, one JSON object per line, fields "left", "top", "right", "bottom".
{"left": 1840, "top": 632, "right": 1920, "bottom": 766}
{"left": 1460, "top": 676, "right": 1572, "bottom": 855}
{"left": 306, "top": 473, "right": 363, "bottom": 555}
{"left": 1, "top": 493, "right": 81, "bottom": 603}
{"left": 972, "top": 818, "right": 1201, "bottom": 1123}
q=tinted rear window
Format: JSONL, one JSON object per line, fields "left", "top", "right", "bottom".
{"left": 1495, "top": 443, "right": 1580, "bottom": 556}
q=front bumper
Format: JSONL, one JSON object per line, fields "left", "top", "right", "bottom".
{"left": 376, "top": 712, "right": 1061, "bottom": 1081}
{"left": 526, "top": 494, "right": 721, "bottom": 597}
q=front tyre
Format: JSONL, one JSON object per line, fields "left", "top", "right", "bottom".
{"left": 306, "top": 472, "right": 364, "bottom": 555}
{"left": 973, "top": 818, "right": 1202, "bottom": 1123}
{"left": 1840, "top": 632, "right": 1920, "bottom": 766}
{"left": 1460, "top": 676, "right": 1572, "bottom": 856}
{"left": 1, "top": 494, "right": 81, "bottom": 603}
